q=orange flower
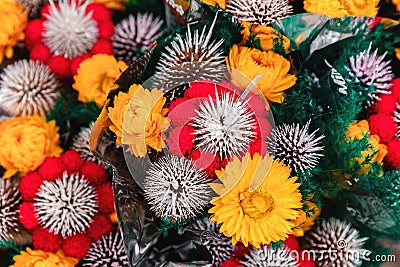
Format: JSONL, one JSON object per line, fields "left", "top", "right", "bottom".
{"left": 241, "top": 22, "right": 290, "bottom": 53}
{"left": 226, "top": 44, "right": 296, "bottom": 103}
{"left": 92, "top": 0, "right": 128, "bottom": 10}
{"left": 201, "top": 0, "right": 226, "bottom": 9}
{"left": 292, "top": 200, "right": 321, "bottom": 237}
{"left": 73, "top": 54, "right": 128, "bottom": 108}
{"left": 304, "top": 0, "right": 379, "bottom": 17}
{"left": 0, "top": 0, "right": 28, "bottom": 63}
{"left": 11, "top": 248, "right": 78, "bottom": 267}
{"left": 0, "top": 114, "right": 62, "bottom": 178}
{"left": 108, "top": 85, "right": 170, "bottom": 157}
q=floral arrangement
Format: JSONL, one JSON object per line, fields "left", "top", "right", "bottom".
{"left": 1, "top": 0, "right": 400, "bottom": 267}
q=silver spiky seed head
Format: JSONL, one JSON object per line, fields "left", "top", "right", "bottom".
{"left": 143, "top": 155, "right": 211, "bottom": 221}
{"left": 0, "top": 59, "right": 61, "bottom": 116}
{"left": 242, "top": 245, "right": 299, "bottom": 267}
{"left": 267, "top": 120, "right": 324, "bottom": 173}
{"left": 112, "top": 13, "right": 163, "bottom": 66}
{"left": 191, "top": 88, "right": 256, "bottom": 159}
{"left": 155, "top": 14, "right": 225, "bottom": 91}
{"left": 34, "top": 172, "right": 98, "bottom": 237}
{"left": 306, "top": 217, "right": 370, "bottom": 267}
{"left": 226, "top": 0, "right": 293, "bottom": 25}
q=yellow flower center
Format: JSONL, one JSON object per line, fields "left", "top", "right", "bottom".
{"left": 240, "top": 189, "right": 275, "bottom": 220}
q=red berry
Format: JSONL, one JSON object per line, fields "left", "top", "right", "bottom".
{"left": 368, "top": 114, "right": 397, "bottom": 143}
{"left": 32, "top": 228, "right": 62, "bottom": 253}
{"left": 18, "top": 202, "right": 39, "bottom": 230}
{"left": 62, "top": 234, "right": 92, "bottom": 258}
{"left": 19, "top": 172, "right": 44, "bottom": 201}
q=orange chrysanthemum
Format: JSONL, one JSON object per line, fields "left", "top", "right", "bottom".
{"left": 0, "top": 114, "right": 62, "bottom": 178}
{"left": 226, "top": 44, "right": 296, "bottom": 103}
{"left": 0, "top": 0, "right": 28, "bottom": 63}
{"left": 201, "top": 0, "right": 226, "bottom": 9}
{"left": 209, "top": 153, "right": 302, "bottom": 247}
{"left": 92, "top": 0, "right": 128, "bottom": 10}
{"left": 73, "top": 54, "right": 128, "bottom": 108}
{"left": 11, "top": 248, "right": 78, "bottom": 267}
{"left": 292, "top": 199, "right": 321, "bottom": 237}
{"left": 108, "top": 85, "right": 170, "bottom": 157}
{"left": 304, "top": 0, "right": 379, "bottom": 18}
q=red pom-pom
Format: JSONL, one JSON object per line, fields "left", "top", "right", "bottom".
{"left": 32, "top": 228, "right": 62, "bottom": 253}
{"left": 62, "top": 234, "right": 92, "bottom": 258}
{"left": 167, "top": 125, "right": 196, "bottom": 156}
{"left": 368, "top": 114, "right": 397, "bottom": 143}
{"left": 41, "top": 4, "right": 52, "bottom": 19}
{"left": 25, "top": 20, "right": 44, "bottom": 49}
{"left": 38, "top": 157, "right": 63, "bottom": 181}
{"left": 221, "top": 258, "right": 242, "bottom": 267}
{"left": 298, "top": 250, "right": 316, "bottom": 267}
{"left": 60, "top": 150, "right": 85, "bottom": 173}
{"left": 86, "top": 3, "right": 111, "bottom": 22}
{"left": 90, "top": 40, "right": 113, "bottom": 55}
{"left": 371, "top": 94, "right": 397, "bottom": 115}
{"left": 47, "top": 56, "right": 72, "bottom": 79}
{"left": 19, "top": 172, "right": 44, "bottom": 201}
{"left": 385, "top": 140, "right": 400, "bottom": 169}
{"left": 86, "top": 214, "right": 113, "bottom": 241}
{"left": 97, "top": 20, "right": 114, "bottom": 40}
{"left": 391, "top": 79, "right": 400, "bottom": 101}
{"left": 284, "top": 235, "right": 300, "bottom": 251}
{"left": 233, "top": 243, "right": 251, "bottom": 259}
{"left": 80, "top": 161, "right": 109, "bottom": 185}
{"left": 30, "top": 44, "right": 51, "bottom": 63}
{"left": 96, "top": 183, "right": 114, "bottom": 214}
{"left": 18, "top": 202, "right": 39, "bottom": 230}
{"left": 71, "top": 53, "right": 91, "bottom": 76}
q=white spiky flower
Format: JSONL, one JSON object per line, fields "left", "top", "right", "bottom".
{"left": 143, "top": 155, "right": 211, "bottom": 221}
{"left": 393, "top": 103, "right": 400, "bottom": 139}
{"left": 267, "top": 120, "right": 324, "bottom": 173}
{"left": 347, "top": 44, "right": 394, "bottom": 106}
{"left": 242, "top": 245, "right": 299, "bottom": 267}
{"left": 155, "top": 14, "right": 225, "bottom": 90}
{"left": 226, "top": 0, "right": 293, "bottom": 25}
{"left": 43, "top": 0, "right": 98, "bottom": 59}
{"left": 306, "top": 218, "right": 370, "bottom": 267}
{"left": 112, "top": 13, "right": 163, "bottom": 66}
{"left": 81, "top": 231, "right": 129, "bottom": 267}
{"left": 34, "top": 172, "right": 98, "bottom": 237}
{"left": 0, "top": 177, "right": 30, "bottom": 245}
{"left": 191, "top": 218, "right": 234, "bottom": 266}
{"left": 0, "top": 59, "right": 60, "bottom": 116}
{"left": 191, "top": 88, "right": 256, "bottom": 159}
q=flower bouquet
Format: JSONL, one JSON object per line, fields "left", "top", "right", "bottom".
{"left": 1, "top": 0, "right": 400, "bottom": 267}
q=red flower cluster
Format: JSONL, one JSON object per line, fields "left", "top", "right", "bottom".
{"left": 368, "top": 78, "right": 400, "bottom": 168}
{"left": 166, "top": 81, "right": 271, "bottom": 180}
{"left": 18, "top": 150, "right": 114, "bottom": 259}
{"left": 25, "top": 1, "right": 114, "bottom": 79}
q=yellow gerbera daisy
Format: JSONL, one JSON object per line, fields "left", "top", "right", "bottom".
{"left": 209, "top": 153, "right": 302, "bottom": 247}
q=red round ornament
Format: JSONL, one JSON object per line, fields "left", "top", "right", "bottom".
{"left": 368, "top": 113, "right": 397, "bottom": 143}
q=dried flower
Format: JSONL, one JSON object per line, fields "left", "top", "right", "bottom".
{"left": 11, "top": 248, "right": 78, "bottom": 267}
{"left": 242, "top": 245, "right": 298, "bottom": 267}
{"left": 304, "top": 0, "right": 379, "bottom": 17}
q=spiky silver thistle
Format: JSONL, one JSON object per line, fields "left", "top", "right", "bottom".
{"left": 34, "top": 172, "right": 98, "bottom": 237}
{"left": 81, "top": 231, "right": 129, "bottom": 267}
{"left": 155, "top": 14, "right": 225, "bottom": 91}
{"left": 226, "top": 0, "right": 293, "bottom": 25}
{"left": 0, "top": 59, "right": 61, "bottom": 116}
{"left": 306, "top": 218, "right": 370, "bottom": 267}
{"left": 347, "top": 44, "right": 394, "bottom": 107}
{"left": 112, "top": 13, "right": 163, "bottom": 66}
{"left": 15, "top": 0, "right": 48, "bottom": 18}
{"left": 267, "top": 120, "right": 324, "bottom": 173}
{"left": 143, "top": 155, "right": 211, "bottom": 221}
{"left": 393, "top": 103, "right": 400, "bottom": 139}
{"left": 191, "top": 218, "right": 234, "bottom": 266}
{"left": 242, "top": 245, "right": 299, "bottom": 267}
{"left": 191, "top": 88, "right": 256, "bottom": 159}
{"left": 0, "top": 177, "right": 31, "bottom": 245}
{"left": 43, "top": 0, "right": 98, "bottom": 59}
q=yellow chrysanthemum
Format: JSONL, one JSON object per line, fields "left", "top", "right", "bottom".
{"left": 92, "top": 0, "right": 128, "bottom": 10}
{"left": 304, "top": 0, "right": 379, "bottom": 18}
{"left": 11, "top": 248, "right": 78, "bottom": 267}
{"left": 393, "top": 0, "right": 400, "bottom": 11}
{"left": 395, "top": 48, "right": 400, "bottom": 61}
{"left": 241, "top": 22, "right": 290, "bottom": 53}
{"left": 201, "top": 0, "right": 226, "bottom": 9}
{"left": 226, "top": 44, "right": 296, "bottom": 103}
{"left": 0, "top": 0, "right": 28, "bottom": 63}
{"left": 0, "top": 114, "right": 62, "bottom": 178}
{"left": 209, "top": 153, "right": 302, "bottom": 247}
{"left": 73, "top": 54, "right": 128, "bottom": 108}
{"left": 292, "top": 199, "right": 321, "bottom": 237}
{"left": 108, "top": 85, "right": 170, "bottom": 157}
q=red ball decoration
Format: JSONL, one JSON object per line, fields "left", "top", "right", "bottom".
{"left": 368, "top": 114, "right": 397, "bottom": 143}
{"left": 96, "top": 183, "right": 114, "bottom": 214}
{"left": 90, "top": 40, "right": 113, "bottom": 55}
{"left": 32, "top": 228, "right": 63, "bottom": 253}
{"left": 47, "top": 56, "right": 72, "bottom": 79}
{"left": 60, "top": 149, "right": 85, "bottom": 173}
{"left": 18, "top": 202, "right": 39, "bottom": 230}
{"left": 391, "top": 79, "right": 400, "bottom": 101}
{"left": 284, "top": 235, "right": 300, "bottom": 251}
{"left": 62, "top": 234, "right": 92, "bottom": 259}
{"left": 70, "top": 53, "right": 91, "bottom": 76}
{"left": 40, "top": 3, "right": 52, "bottom": 19}
{"left": 80, "top": 161, "right": 109, "bottom": 185}
{"left": 220, "top": 258, "right": 242, "bottom": 267}
{"left": 38, "top": 157, "right": 63, "bottom": 181}
{"left": 24, "top": 19, "right": 44, "bottom": 49}
{"left": 371, "top": 94, "right": 397, "bottom": 115}
{"left": 86, "top": 3, "right": 111, "bottom": 22}
{"left": 385, "top": 140, "right": 400, "bottom": 169}
{"left": 86, "top": 214, "right": 113, "bottom": 241}
{"left": 97, "top": 20, "right": 115, "bottom": 40}
{"left": 19, "top": 172, "right": 44, "bottom": 201}
{"left": 30, "top": 44, "right": 51, "bottom": 63}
